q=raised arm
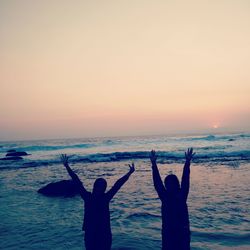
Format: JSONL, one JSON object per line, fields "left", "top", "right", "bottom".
{"left": 106, "top": 163, "right": 135, "bottom": 201}
{"left": 181, "top": 148, "right": 195, "bottom": 201}
{"left": 150, "top": 150, "right": 165, "bottom": 199}
{"left": 60, "top": 154, "right": 88, "bottom": 200}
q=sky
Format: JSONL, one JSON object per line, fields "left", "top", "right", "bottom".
{"left": 0, "top": 0, "right": 250, "bottom": 140}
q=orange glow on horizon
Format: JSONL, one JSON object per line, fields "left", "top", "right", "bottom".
{"left": 0, "top": 1, "right": 250, "bottom": 140}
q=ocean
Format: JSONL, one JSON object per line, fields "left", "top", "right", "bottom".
{"left": 0, "top": 133, "right": 250, "bottom": 249}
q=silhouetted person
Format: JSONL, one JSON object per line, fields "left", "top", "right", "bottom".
{"left": 150, "top": 148, "right": 195, "bottom": 250}
{"left": 60, "top": 154, "right": 135, "bottom": 250}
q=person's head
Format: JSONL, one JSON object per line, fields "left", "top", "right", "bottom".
{"left": 164, "top": 174, "right": 180, "bottom": 194}
{"left": 93, "top": 178, "right": 107, "bottom": 194}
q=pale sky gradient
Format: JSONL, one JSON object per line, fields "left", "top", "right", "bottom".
{"left": 1, "top": 0, "right": 250, "bottom": 140}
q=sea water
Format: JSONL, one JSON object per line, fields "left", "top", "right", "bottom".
{"left": 0, "top": 133, "right": 250, "bottom": 249}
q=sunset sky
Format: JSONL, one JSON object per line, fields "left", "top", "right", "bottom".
{"left": 1, "top": 0, "right": 250, "bottom": 140}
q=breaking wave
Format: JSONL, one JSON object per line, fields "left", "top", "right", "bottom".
{"left": 1, "top": 150, "right": 250, "bottom": 170}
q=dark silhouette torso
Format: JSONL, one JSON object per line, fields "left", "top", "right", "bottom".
{"left": 83, "top": 192, "right": 112, "bottom": 250}
{"left": 161, "top": 192, "right": 190, "bottom": 250}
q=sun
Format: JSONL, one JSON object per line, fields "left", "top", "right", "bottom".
{"left": 212, "top": 124, "right": 219, "bottom": 129}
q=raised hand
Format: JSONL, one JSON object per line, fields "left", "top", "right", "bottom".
{"left": 150, "top": 150, "right": 157, "bottom": 165}
{"left": 60, "top": 154, "right": 69, "bottom": 166}
{"left": 128, "top": 163, "right": 135, "bottom": 174}
{"left": 185, "top": 148, "right": 195, "bottom": 162}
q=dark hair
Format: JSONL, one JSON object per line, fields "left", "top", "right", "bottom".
{"left": 164, "top": 174, "right": 180, "bottom": 191}
{"left": 93, "top": 178, "right": 107, "bottom": 193}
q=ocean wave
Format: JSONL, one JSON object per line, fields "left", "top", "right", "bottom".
{"left": 192, "top": 231, "right": 250, "bottom": 243}
{"left": 127, "top": 212, "right": 161, "bottom": 219}
{"left": 187, "top": 133, "right": 250, "bottom": 142}
{"left": 196, "top": 145, "right": 232, "bottom": 150}
{"left": 1, "top": 150, "right": 250, "bottom": 170}
{"left": 189, "top": 135, "right": 217, "bottom": 141}
{"left": 71, "top": 150, "right": 250, "bottom": 163}
{"left": 1, "top": 133, "right": 249, "bottom": 154}
{"left": 0, "top": 140, "right": 121, "bottom": 153}
{"left": 0, "top": 143, "right": 96, "bottom": 153}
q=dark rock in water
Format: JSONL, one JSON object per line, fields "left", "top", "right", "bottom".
{"left": 0, "top": 150, "right": 27, "bottom": 160}
{"left": 228, "top": 139, "right": 235, "bottom": 141}
{"left": 6, "top": 151, "right": 29, "bottom": 157}
{"left": 0, "top": 156, "right": 23, "bottom": 161}
{"left": 38, "top": 180, "right": 79, "bottom": 197}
